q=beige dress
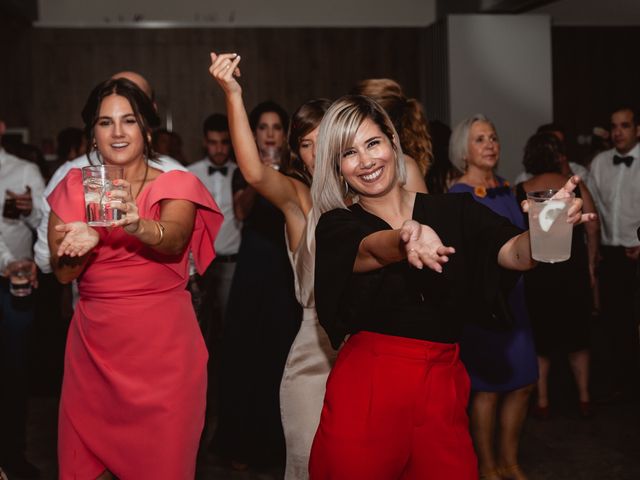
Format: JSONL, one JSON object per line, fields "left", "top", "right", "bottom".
{"left": 280, "top": 209, "right": 337, "bottom": 480}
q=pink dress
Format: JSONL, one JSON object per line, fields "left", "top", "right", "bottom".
{"left": 48, "top": 169, "right": 222, "bottom": 479}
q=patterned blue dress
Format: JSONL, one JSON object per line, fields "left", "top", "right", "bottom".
{"left": 448, "top": 179, "right": 538, "bottom": 392}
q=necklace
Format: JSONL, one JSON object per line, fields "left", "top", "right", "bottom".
{"left": 133, "top": 161, "right": 149, "bottom": 200}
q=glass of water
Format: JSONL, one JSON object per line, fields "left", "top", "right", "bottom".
{"left": 82, "top": 165, "right": 125, "bottom": 226}
{"left": 527, "top": 190, "right": 575, "bottom": 263}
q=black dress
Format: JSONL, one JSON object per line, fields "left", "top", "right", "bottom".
{"left": 516, "top": 183, "right": 591, "bottom": 355}
{"left": 213, "top": 171, "right": 302, "bottom": 466}
{"left": 315, "top": 193, "right": 522, "bottom": 349}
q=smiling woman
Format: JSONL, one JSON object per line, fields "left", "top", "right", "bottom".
{"left": 308, "top": 97, "right": 592, "bottom": 479}
{"left": 46, "top": 77, "right": 223, "bottom": 480}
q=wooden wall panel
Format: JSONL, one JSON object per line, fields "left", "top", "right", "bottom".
{"left": 9, "top": 27, "right": 425, "bottom": 162}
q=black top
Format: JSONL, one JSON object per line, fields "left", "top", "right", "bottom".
{"left": 315, "top": 193, "right": 523, "bottom": 349}
{"left": 232, "top": 168, "right": 287, "bottom": 245}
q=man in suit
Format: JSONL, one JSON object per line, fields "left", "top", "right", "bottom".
{"left": 588, "top": 106, "right": 640, "bottom": 400}
{"left": 188, "top": 113, "right": 241, "bottom": 344}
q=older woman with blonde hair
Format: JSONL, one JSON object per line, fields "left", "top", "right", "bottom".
{"left": 448, "top": 114, "right": 539, "bottom": 480}
{"left": 309, "top": 98, "right": 592, "bottom": 479}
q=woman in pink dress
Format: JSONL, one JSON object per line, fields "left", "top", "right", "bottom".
{"left": 47, "top": 78, "right": 222, "bottom": 479}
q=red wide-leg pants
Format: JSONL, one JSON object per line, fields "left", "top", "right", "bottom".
{"left": 309, "top": 331, "right": 478, "bottom": 480}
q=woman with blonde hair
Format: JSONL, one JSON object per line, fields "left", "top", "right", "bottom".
{"left": 309, "top": 96, "right": 592, "bottom": 479}
{"left": 353, "top": 78, "right": 432, "bottom": 179}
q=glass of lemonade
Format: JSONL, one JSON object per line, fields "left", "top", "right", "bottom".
{"left": 82, "top": 165, "right": 125, "bottom": 226}
{"left": 527, "top": 190, "right": 575, "bottom": 263}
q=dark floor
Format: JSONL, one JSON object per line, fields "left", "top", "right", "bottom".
{"left": 10, "top": 390, "right": 640, "bottom": 480}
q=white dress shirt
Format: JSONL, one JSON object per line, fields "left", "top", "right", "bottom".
{"left": 34, "top": 152, "right": 187, "bottom": 272}
{"left": 0, "top": 148, "right": 46, "bottom": 271}
{"left": 587, "top": 143, "right": 640, "bottom": 247}
{"left": 188, "top": 158, "right": 241, "bottom": 256}
{"left": 514, "top": 162, "right": 589, "bottom": 186}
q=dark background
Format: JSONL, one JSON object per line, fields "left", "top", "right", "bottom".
{"left": 1, "top": 12, "right": 639, "bottom": 164}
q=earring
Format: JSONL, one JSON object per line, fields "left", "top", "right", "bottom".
{"left": 343, "top": 177, "right": 349, "bottom": 196}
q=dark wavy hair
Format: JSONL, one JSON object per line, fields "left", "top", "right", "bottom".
{"left": 249, "top": 100, "right": 289, "bottom": 133}
{"left": 287, "top": 98, "right": 331, "bottom": 185}
{"left": 523, "top": 132, "right": 564, "bottom": 175}
{"left": 81, "top": 77, "right": 160, "bottom": 163}
{"left": 352, "top": 78, "right": 432, "bottom": 176}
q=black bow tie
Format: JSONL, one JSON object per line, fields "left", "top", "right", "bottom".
{"left": 208, "top": 165, "right": 228, "bottom": 176}
{"left": 613, "top": 155, "right": 634, "bottom": 167}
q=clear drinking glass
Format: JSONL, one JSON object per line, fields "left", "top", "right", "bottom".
{"left": 527, "top": 190, "right": 575, "bottom": 263}
{"left": 3, "top": 191, "right": 20, "bottom": 219}
{"left": 260, "top": 146, "right": 281, "bottom": 170}
{"left": 9, "top": 260, "right": 33, "bottom": 297}
{"left": 82, "top": 165, "right": 125, "bottom": 226}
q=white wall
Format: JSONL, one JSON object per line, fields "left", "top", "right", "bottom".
{"left": 447, "top": 15, "right": 553, "bottom": 182}
{"left": 37, "top": 0, "right": 437, "bottom": 27}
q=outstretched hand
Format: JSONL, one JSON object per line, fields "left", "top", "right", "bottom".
{"left": 521, "top": 175, "right": 597, "bottom": 226}
{"left": 54, "top": 222, "right": 99, "bottom": 258}
{"left": 400, "top": 219, "right": 455, "bottom": 273}
{"left": 209, "top": 52, "right": 242, "bottom": 96}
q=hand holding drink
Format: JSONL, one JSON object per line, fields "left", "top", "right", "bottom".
{"left": 3, "top": 186, "right": 33, "bottom": 219}
{"left": 523, "top": 176, "right": 597, "bottom": 263}
{"left": 82, "top": 165, "right": 126, "bottom": 226}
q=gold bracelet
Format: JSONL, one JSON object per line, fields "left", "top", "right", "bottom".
{"left": 149, "top": 221, "right": 165, "bottom": 246}
{"left": 156, "top": 221, "right": 165, "bottom": 244}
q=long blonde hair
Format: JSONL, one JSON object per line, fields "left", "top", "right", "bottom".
{"left": 311, "top": 95, "right": 406, "bottom": 214}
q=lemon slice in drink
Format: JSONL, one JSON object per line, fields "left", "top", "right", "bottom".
{"left": 538, "top": 200, "right": 566, "bottom": 232}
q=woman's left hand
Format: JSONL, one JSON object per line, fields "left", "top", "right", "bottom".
{"left": 109, "top": 179, "right": 141, "bottom": 233}
{"left": 400, "top": 220, "right": 456, "bottom": 272}
{"left": 521, "top": 175, "right": 598, "bottom": 226}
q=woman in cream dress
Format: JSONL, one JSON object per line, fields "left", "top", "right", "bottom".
{"left": 209, "top": 52, "right": 335, "bottom": 479}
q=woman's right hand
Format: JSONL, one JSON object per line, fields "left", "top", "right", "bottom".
{"left": 209, "top": 52, "right": 242, "bottom": 96}
{"left": 400, "top": 220, "right": 455, "bottom": 272}
{"left": 54, "top": 222, "right": 99, "bottom": 257}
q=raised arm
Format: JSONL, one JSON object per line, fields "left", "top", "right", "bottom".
{"left": 209, "top": 52, "right": 308, "bottom": 249}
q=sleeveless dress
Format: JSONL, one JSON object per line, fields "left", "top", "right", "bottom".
{"left": 280, "top": 208, "right": 338, "bottom": 480}
{"left": 214, "top": 186, "right": 302, "bottom": 466}
{"left": 48, "top": 170, "right": 223, "bottom": 479}
{"left": 448, "top": 180, "right": 538, "bottom": 392}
